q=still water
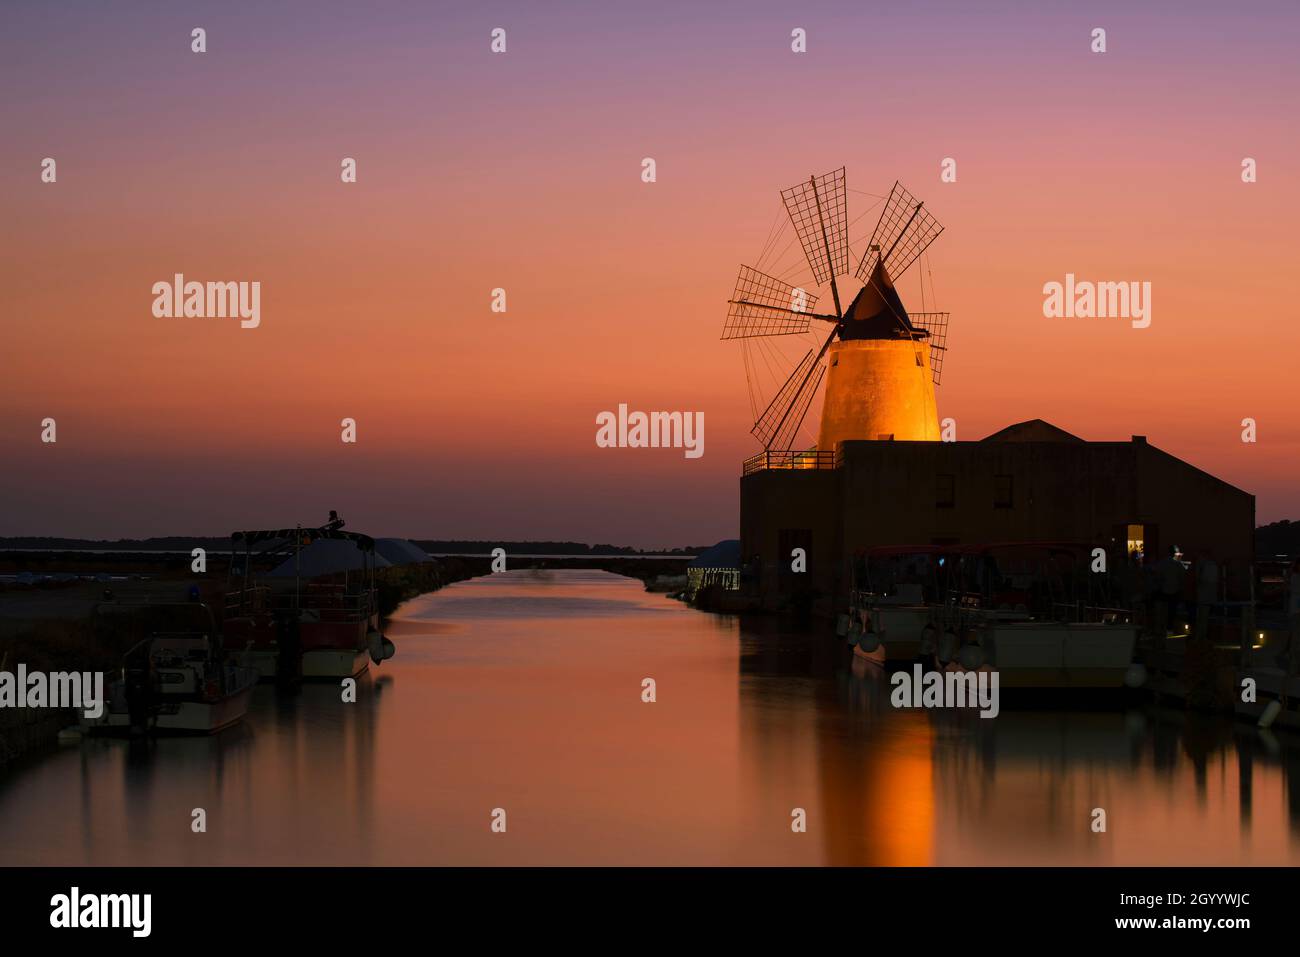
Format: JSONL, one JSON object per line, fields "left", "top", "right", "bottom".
{"left": 1, "top": 569, "right": 1298, "bottom": 865}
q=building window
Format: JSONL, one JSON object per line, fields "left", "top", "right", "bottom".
{"left": 936, "top": 473, "right": 955, "bottom": 508}
{"left": 1126, "top": 524, "right": 1145, "bottom": 562}
{"left": 994, "top": 474, "right": 1013, "bottom": 508}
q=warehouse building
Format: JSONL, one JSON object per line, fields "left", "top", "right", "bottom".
{"left": 739, "top": 419, "right": 1256, "bottom": 606}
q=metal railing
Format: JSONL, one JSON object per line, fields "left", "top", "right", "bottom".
{"left": 742, "top": 449, "right": 840, "bottom": 475}
{"left": 223, "top": 584, "right": 375, "bottom": 621}
{"left": 224, "top": 586, "right": 270, "bottom": 616}
{"left": 687, "top": 567, "right": 740, "bottom": 600}
{"left": 1051, "top": 601, "right": 1138, "bottom": 625}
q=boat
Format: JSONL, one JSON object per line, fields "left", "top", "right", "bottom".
{"left": 1230, "top": 617, "right": 1299, "bottom": 728}
{"left": 935, "top": 619, "right": 1140, "bottom": 690}
{"left": 82, "top": 603, "right": 257, "bottom": 735}
{"left": 846, "top": 545, "right": 954, "bottom": 666}
{"left": 222, "top": 523, "right": 395, "bottom": 684}
{"left": 932, "top": 543, "right": 1140, "bottom": 689}
{"left": 845, "top": 544, "right": 1027, "bottom": 666}
{"left": 1134, "top": 580, "right": 1265, "bottom": 711}
{"left": 845, "top": 542, "right": 1142, "bottom": 689}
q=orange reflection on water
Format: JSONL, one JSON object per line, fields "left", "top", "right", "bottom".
{"left": 0, "top": 570, "right": 1297, "bottom": 866}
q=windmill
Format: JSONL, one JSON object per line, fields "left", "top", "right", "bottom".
{"left": 723, "top": 169, "right": 948, "bottom": 460}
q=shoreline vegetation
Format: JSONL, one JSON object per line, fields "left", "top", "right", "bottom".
{"left": 0, "top": 550, "right": 693, "bottom": 771}
{"left": 0, "top": 537, "right": 711, "bottom": 557}
{"left": 1, "top": 516, "right": 1295, "bottom": 556}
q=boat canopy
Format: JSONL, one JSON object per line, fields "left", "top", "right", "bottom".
{"left": 952, "top": 541, "right": 1097, "bottom": 559}
{"left": 855, "top": 544, "right": 951, "bottom": 558}
{"left": 375, "top": 538, "right": 432, "bottom": 565}
{"left": 264, "top": 539, "right": 393, "bottom": 578}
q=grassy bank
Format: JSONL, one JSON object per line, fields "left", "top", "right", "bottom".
{"left": 376, "top": 557, "right": 486, "bottom": 617}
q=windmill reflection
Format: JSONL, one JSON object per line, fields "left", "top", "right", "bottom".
{"left": 737, "top": 619, "right": 1300, "bottom": 865}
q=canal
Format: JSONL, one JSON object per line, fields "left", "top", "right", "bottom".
{"left": 0, "top": 569, "right": 1297, "bottom": 865}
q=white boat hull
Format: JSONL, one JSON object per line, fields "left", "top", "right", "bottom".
{"left": 302, "top": 648, "right": 370, "bottom": 679}
{"left": 245, "top": 648, "right": 370, "bottom": 680}
{"left": 948, "top": 622, "right": 1138, "bottom": 689}
{"left": 82, "top": 676, "right": 256, "bottom": 735}
{"left": 862, "top": 605, "right": 932, "bottom": 662}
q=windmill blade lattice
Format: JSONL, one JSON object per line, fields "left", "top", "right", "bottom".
{"left": 724, "top": 170, "right": 951, "bottom": 454}
{"left": 751, "top": 347, "right": 826, "bottom": 451}
{"left": 909, "top": 312, "right": 950, "bottom": 385}
{"left": 722, "top": 265, "right": 820, "bottom": 339}
{"left": 855, "top": 181, "right": 944, "bottom": 284}
{"left": 781, "top": 167, "right": 849, "bottom": 287}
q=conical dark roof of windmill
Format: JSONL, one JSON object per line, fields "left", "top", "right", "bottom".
{"left": 839, "top": 262, "right": 919, "bottom": 340}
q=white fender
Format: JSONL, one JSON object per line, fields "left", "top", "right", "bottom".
{"left": 1258, "top": 699, "right": 1282, "bottom": 729}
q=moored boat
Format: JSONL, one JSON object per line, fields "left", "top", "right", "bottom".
{"left": 846, "top": 545, "right": 954, "bottom": 666}
{"left": 936, "top": 618, "right": 1140, "bottom": 690}
{"left": 847, "top": 542, "right": 1143, "bottom": 690}
{"left": 83, "top": 604, "right": 258, "bottom": 735}
{"left": 930, "top": 544, "right": 1141, "bottom": 689}
{"left": 222, "top": 523, "right": 395, "bottom": 685}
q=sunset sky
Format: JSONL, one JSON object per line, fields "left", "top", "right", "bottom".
{"left": 2, "top": 0, "right": 1297, "bottom": 547}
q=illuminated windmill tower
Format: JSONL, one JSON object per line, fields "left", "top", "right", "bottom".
{"left": 722, "top": 170, "right": 949, "bottom": 456}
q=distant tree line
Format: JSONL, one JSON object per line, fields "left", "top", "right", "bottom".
{"left": 4, "top": 527, "right": 1297, "bottom": 560}
{"left": 0, "top": 536, "right": 230, "bottom": 551}
{"left": 0, "top": 536, "right": 709, "bottom": 556}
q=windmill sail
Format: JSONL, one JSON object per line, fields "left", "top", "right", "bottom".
{"left": 727, "top": 172, "right": 951, "bottom": 458}
{"left": 855, "top": 181, "right": 944, "bottom": 284}
{"left": 909, "top": 312, "right": 950, "bottom": 385}
{"left": 773, "top": 361, "right": 825, "bottom": 451}
{"left": 751, "top": 334, "right": 830, "bottom": 452}
{"left": 722, "top": 265, "right": 821, "bottom": 339}
{"left": 751, "top": 349, "right": 826, "bottom": 451}
{"left": 781, "top": 167, "right": 849, "bottom": 287}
